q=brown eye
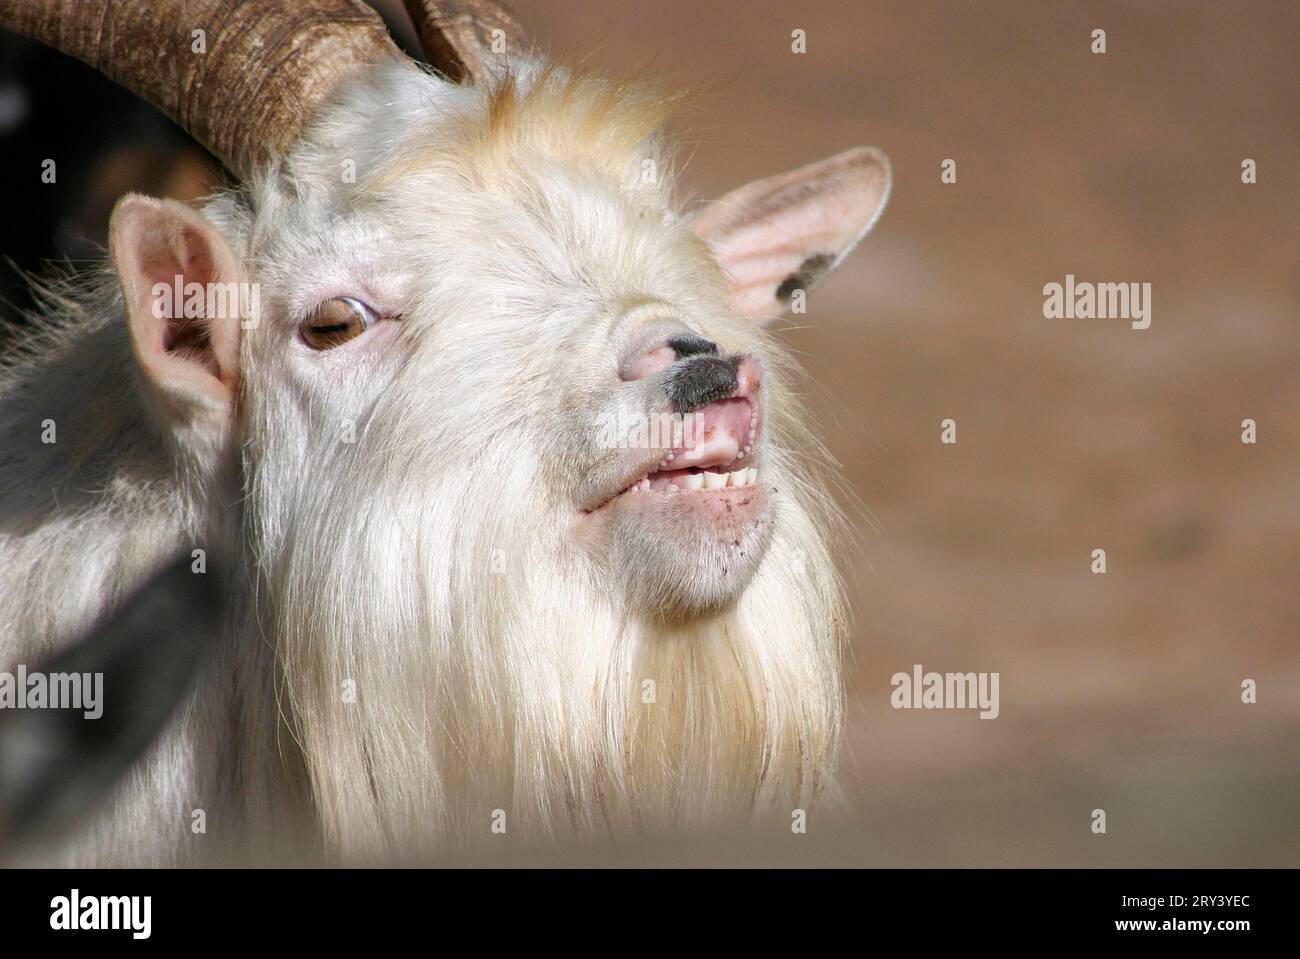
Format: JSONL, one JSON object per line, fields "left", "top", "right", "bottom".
{"left": 300, "top": 296, "right": 379, "bottom": 349}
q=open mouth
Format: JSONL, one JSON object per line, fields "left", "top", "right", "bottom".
{"left": 628, "top": 461, "right": 758, "bottom": 493}
{"left": 595, "top": 396, "right": 761, "bottom": 509}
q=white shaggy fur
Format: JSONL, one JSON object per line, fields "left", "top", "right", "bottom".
{"left": 0, "top": 59, "right": 852, "bottom": 864}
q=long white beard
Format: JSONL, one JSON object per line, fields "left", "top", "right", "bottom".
{"left": 255, "top": 442, "right": 844, "bottom": 862}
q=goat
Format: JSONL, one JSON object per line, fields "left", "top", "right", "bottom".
{"left": 0, "top": 0, "right": 891, "bottom": 865}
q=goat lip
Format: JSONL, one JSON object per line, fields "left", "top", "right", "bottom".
{"left": 582, "top": 456, "right": 760, "bottom": 514}
{"left": 582, "top": 394, "right": 764, "bottom": 514}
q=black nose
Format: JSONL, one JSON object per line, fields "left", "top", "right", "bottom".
{"left": 667, "top": 354, "right": 739, "bottom": 413}
{"left": 667, "top": 334, "right": 719, "bottom": 360}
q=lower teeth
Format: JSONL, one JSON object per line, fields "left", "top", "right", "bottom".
{"left": 646, "top": 466, "right": 758, "bottom": 493}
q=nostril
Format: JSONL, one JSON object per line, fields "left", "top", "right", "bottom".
{"left": 667, "top": 335, "right": 718, "bottom": 360}
{"left": 622, "top": 334, "right": 719, "bottom": 381}
{"left": 623, "top": 344, "right": 678, "bottom": 381}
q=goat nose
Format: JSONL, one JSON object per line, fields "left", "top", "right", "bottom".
{"left": 667, "top": 354, "right": 740, "bottom": 413}
{"left": 622, "top": 334, "right": 720, "bottom": 381}
{"left": 667, "top": 334, "right": 719, "bottom": 360}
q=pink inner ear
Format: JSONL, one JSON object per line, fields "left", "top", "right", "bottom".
{"left": 690, "top": 147, "right": 891, "bottom": 324}
{"left": 163, "top": 313, "right": 217, "bottom": 369}
{"left": 110, "top": 195, "right": 243, "bottom": 407}
{"left": 154, "top": 245, "right": 220, "bottom": 374}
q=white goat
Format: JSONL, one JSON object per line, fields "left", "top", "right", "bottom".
{"left": 0, "top": 0, "right": 890, "bottom": 864}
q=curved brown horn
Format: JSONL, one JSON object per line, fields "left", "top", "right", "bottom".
{"left": 402, "top": 0, "right": 522, "bottom": 82}
{"left": 0, "top": 0, "right": 404, "bottom": 180}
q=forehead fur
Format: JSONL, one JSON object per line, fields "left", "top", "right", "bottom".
{"left": 384, "top": 66, "right": 687, "bottom": 190}
{"left": 280, "top": 58, "right": 688, "bottom": 207}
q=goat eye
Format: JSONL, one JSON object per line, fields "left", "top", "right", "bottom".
{"left": 300, "top": 297, "right": 378, "bottom": 350}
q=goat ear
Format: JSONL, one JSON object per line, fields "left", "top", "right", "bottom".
{"left": 689, "top": 146, "right": 891, "bottom": 324}
{"left": 108, "top": 195, "right": 244, "bottom": 417}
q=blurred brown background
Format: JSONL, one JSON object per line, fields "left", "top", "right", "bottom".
{"left": 4, "top": 1, "right": 1295, "bottom": 865}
